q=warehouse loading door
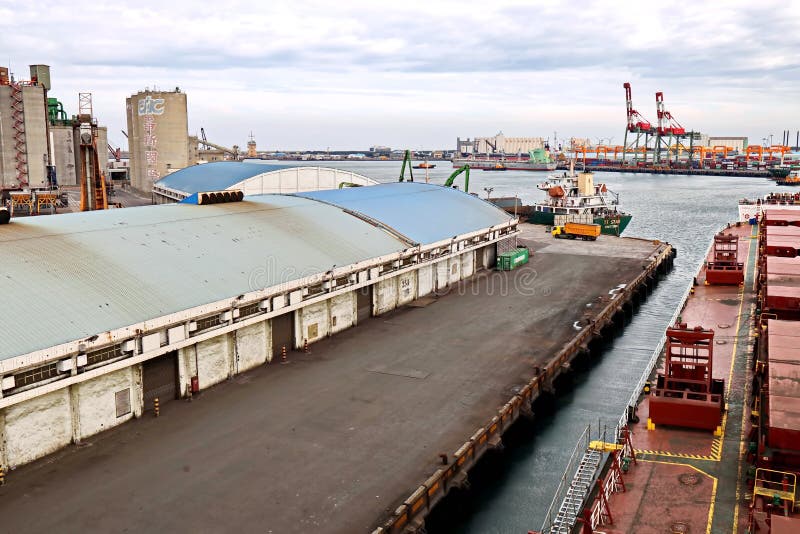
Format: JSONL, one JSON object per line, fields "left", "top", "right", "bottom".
{"left": 142, "top": 351, "right": 178, "bottom": 412}
{"left": 357, "top": 285, "right": 372, "bottom": 324}
{"left": 272, "top": 312, "right": 295, "bottom": 359}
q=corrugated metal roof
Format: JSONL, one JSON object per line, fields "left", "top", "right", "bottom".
{"left": 154, "top": 162, "right": 291, "bottom": 195}
{"left": 296, "top": 182, "right": 514, "bottom": 243}
{"left": 0, "top": 195, "right": 408, "bottom": 361}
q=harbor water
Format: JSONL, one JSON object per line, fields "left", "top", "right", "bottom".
{"left": 266, "top": 160, "right": 775, "bottom": 531}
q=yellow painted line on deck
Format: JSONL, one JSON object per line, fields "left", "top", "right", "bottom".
{"left": 635, "top": 449, "right": 717, "bottom": 462}
{"left": 732, "top": 302, "right": 757, "bottom": 533}
{"left": 639, "top": 459, "right": 718, "bottom": 534}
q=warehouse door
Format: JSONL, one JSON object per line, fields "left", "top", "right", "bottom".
{"left": 272, "top": 312, "right": 295, "bottom": 360}
{"left": 357, "top": 285, "right": 372, "bottom": 324}
{"left": 142, "top": 351, "right": 178, "bottom": 412}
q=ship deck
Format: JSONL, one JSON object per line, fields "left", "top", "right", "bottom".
{"left": 596, "top": 223, "right": 758, "bottom": 534}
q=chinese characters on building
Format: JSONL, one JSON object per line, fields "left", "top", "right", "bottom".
{"left": 138, "top": 95, "right": 166, "bottom": 183}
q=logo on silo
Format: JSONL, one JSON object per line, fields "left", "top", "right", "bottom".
{"left": 138, "top": 95, "right": 166, "bottom": 116}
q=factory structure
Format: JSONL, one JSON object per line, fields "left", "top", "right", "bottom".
{"left": 125, "top": 89, "right": 191, "bottom": 193}
{"left": 0, "top": 181, "right": 517, "bottom": 469}
{"left": 0, "top": 65, "right": 108, "bottom": 191}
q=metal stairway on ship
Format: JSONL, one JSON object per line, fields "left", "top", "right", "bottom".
{"left": 549, "top": 448, "right": 604, "bottom": 533}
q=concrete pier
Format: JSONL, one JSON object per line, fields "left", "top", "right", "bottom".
{"left": 0, "top": 224, "right": 674, "bottom": 534}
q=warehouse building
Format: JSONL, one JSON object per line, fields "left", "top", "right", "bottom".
{"left": 457, "top": 133, "right": 546, "bottom": 156}
{"left": 151, "top": 161, "right": 379, "bottom": 204}
{"left": 0, "top": 182, "right": 517, "bottom": 469}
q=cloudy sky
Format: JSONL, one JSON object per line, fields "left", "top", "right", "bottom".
{"left": 1, "top": 0, "right": 798, "bottom": 151}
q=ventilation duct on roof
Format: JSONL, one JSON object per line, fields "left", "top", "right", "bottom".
{"left": 196, "top": 190, "right": 244, "bottom": 205}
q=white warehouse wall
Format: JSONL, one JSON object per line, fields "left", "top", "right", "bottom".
{"left": 0, "top": 246, "right": 492, "bottom": 472}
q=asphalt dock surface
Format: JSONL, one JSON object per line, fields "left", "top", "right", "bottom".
{"left": 0, "top": 225, "right": 665, "bottom": 533}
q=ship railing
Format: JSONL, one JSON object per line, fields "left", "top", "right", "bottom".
{"left": 540, "top": 425, "right": 593, "bottom": 533}
{"left": 615, "top": 228, "right": 718, "bottom": 441}
{"left": 542, "top": 226, "right": 725, "bottom": 533}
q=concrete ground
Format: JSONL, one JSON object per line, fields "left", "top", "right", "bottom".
{"left": 60, "top": 183, "right": 152, "bottom": 212}
{"left": 0, "top": 228, "right": 662, "bottom": 534}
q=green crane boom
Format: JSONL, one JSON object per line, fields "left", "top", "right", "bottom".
{"left": 398, "top": 149, "right": 414, "bottom": 182}
{"left": 444, "top": 165, "right": 470, "bottom": 192}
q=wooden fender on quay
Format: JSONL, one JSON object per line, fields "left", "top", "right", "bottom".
{"left": 374, "top": 244, "right": 676, "bottom": 534}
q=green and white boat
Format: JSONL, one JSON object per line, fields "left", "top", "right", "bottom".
{"left": 528, "top": 166, "right": 632, "bottom": 236}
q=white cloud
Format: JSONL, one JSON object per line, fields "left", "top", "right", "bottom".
{"left": 1, "top": 0, "right": 798, "bottom": 149}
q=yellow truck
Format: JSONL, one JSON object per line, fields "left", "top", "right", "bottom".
{"left": 551, "top": 221, "right": 601, "bottom": 241}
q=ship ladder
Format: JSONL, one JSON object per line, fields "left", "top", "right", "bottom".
{"left": 550, "top": 448, "right": 604, "bottom": 533}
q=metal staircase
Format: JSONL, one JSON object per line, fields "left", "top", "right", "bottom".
{"left": 549, "top": 448, "right": 603, "bottom": 533}
{"left": 9, "top": 82, "right": 28, "bottom": 187}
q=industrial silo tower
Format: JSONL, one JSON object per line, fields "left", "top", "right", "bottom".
{"left": 125, "top": 88, "right": 189, "bottom": 192}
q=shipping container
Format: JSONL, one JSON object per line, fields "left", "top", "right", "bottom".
{"left": 496, "top": 247, "right": 530, "bottom": 271}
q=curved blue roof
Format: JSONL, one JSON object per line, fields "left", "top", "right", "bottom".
{"left": 295, "top": 182, "right": 513, "bottom": 244}
{"left": 155, "top": 162, "right": 290, "bottom": 195}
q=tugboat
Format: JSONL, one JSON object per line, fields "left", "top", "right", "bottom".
{"left": 484, "top": 162, "right": 507, "bottom": 171}
{"left": 413, "top": 161, "right": 436, "bottom": 169}
{"left": 776, "top": 169, "right": 800, "bottom": 186}
{"left": 527, "top": 162, "right": 632, "bottom": 236}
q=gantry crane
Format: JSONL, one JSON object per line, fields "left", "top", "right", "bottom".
{"left": 622, "top": 82, "right": 656, "bottom": 166}
{"left": 653, "top": 91, "right": 699, "bottom": 165}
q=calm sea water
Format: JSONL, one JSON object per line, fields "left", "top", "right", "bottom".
{"left": 265, "top": 160, "right": 775, "bottom": 532}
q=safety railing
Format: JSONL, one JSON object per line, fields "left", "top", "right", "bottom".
{"left": 540, "top": 425, "right": 593, "bottom": 533}
{"left": 615, "top": 233, "right": 717, "bottom": 440}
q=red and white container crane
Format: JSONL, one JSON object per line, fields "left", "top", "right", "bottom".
{"left": 623, "top": 82, "right": 653, "bottom": 132}
{"left": 655, "top": 91, "right": 686, "bottom": 135}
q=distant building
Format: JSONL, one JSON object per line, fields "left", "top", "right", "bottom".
{"left": 369, "top": 145, "right": 391, "bottom": 157}
{"left": 707, "top": 136, "right": 748, "bottom": 153}
{"left": 457, "top": 133, "right": 545, "bottom": 156}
